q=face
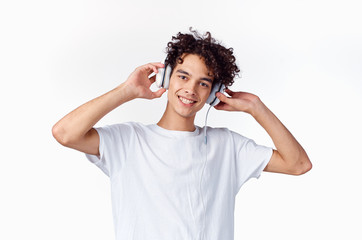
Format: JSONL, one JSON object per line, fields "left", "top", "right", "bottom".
{"left": 166, "top": 54, "right": 214, "bottom": 119}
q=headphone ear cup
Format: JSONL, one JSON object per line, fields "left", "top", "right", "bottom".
{"left": 163, "top": 65, "right": 172, "bottom": 89}
{"left": 155, "top": 68, "right": 164, "bottom": 88}
{"left": 155, "top": 65, "right": 172, "bottom": 89}
{"left": 207, "top": 82, "right": 225, "bottom": 106}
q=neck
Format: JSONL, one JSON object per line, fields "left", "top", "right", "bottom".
{"left": 157, "top": 103, "right": 196, "bottom": 131}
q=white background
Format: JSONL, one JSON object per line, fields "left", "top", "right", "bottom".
{"left": 1, "top": 0, "right": 361, "bottom": 239}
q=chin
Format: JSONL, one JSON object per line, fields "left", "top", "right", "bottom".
{"left": 174, "top": 108, "right": 197, "bottom": 119}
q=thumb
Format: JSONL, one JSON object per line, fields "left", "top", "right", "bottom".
{"left": 151, "top": 88, "right": 166, "bottom": 99}
{"left": 216, "top": 92, "right": 231, "bottom": 104}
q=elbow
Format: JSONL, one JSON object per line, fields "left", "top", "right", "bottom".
{"left": 293, "top": 155, "right": 313, "bottom": 175}
{"left": 295, "top": 162, "right": 312, "bottom": 175}
{"left": 52, "top": 123, "right": 73, "bottom": 146}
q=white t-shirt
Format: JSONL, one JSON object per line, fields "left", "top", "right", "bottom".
{"left": 85, "top": 122, "right": 273, "bottom": 240}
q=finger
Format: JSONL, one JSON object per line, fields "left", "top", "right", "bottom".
{"left": 215, "top": 92, "right": 231, "bottom": 104}
{"left": 148, "top": 62, "right": 165, "bottom": 73}
{"left": 214, "top": 102, "right": 225, "bottom": 110}
{"left": 149, "top": 62, "right": 165, "bottom": 68}
{"left": 148, "top": 62, "right": 165, "bottom": 81}
{"left": 149, "top": 74, "right": 156, "bottom": 83}
{"left": 148, "top": 63, "right": 159, "bottom": 75}
{"left": 151, "top": 88, "right": 166, "bottom": 98}
{"left": 137, "top": 64, "right": 154, "bottom": 76}
{"left": 157, "top": 62, "right": 165, "bottom": 68}
{"left": 224, "top": 88, "right": 235, "bottom": 96}
{"left": 140, "top": 63, "right": 164, "bottom": 75}
{"left": 214, "top": 102, "right": 234, "bottom": 111}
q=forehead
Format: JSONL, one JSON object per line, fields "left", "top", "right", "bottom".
{"left": 174, "top": 54, "right": 214, "bottom": 79}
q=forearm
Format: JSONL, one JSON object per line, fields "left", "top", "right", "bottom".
{"left": 215, "top": 89, "right": 311, "bottom": 174}
{"left": 252, "top": 99, "right": 309, "bottom": 168}
{"left": 52, "top": 83, "right": 134, "bottom": 144}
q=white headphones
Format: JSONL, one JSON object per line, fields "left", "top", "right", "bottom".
{"left": 155, "top": 64, "right": 225, "bottom": 107}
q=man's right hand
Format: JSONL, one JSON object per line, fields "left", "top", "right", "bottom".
{"left": 124, "top": 62, "right": 167, "bottom": 100}
{"left": 52, "top": 62, "right": 167, "bottom": 156}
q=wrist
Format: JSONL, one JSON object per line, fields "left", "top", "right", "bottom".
{"left": 249, "top": 97, "right": 268, "bottom": 120}
{"left": 114, "top": 82, "right": 137, "bottom": 103}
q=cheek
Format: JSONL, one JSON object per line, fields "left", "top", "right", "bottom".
{"left": 168, "top": 77, "right": 181, "bottom": 94}
{"left": 200, "top": 89, "right": 211, "bottom": 101}
{"left": 167, "top": 89, "right": 173, "bottom": 101}
{"left": 167, "top": 82, "right": 177, "bottom": 100}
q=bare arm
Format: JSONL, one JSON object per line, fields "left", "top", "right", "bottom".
{"left": 215, "top": 89, "right": 312, "bottom": 175}
{"left": 52, "top": 62, "right": 166, "bottom": 155}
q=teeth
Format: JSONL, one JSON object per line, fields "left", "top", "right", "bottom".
{"left": 179, "top": 96, "right": 195, "bottom": 104}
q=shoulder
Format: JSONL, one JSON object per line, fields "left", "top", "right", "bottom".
{"left": 204, "top": 126, "right": 256, "bottom": 150}
{"left": 202, "top": 125, "right": 229, "bottom": 134}
{"left": 96, "top": 121, "right": 145, "bottom": 136}
{"left": 204, "top": 126, "right": 248, "bottom": 140}
{"left": 101, "top": 121, "right": 143, "bottom": 129}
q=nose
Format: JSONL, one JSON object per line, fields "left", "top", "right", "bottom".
{"left": 184, "top": 80, "right": 198, "bottom": 95}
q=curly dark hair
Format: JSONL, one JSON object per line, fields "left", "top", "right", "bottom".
{"left": 165, "top": 28, "right": 240, "bottom": 87}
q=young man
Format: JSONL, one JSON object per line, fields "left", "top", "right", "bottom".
{"left": 52, "top": 29, "right": 312, "bottom": 240}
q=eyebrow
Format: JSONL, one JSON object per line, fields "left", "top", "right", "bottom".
{"left": 176, "top": 69, "right": 213, "bottom": 83}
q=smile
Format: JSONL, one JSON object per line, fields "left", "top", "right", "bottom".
{"left": 178, "top": 96, "right": 196, "bottom": 104}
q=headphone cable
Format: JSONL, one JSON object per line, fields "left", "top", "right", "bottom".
{"left": 200, "top": 104, "right": 212, "bottom": 240}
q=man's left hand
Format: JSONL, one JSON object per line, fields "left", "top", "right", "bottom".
{"left": 214, "top": 88, "right": 262, "bottom": 116}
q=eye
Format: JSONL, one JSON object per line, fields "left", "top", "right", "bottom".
{"left": 178, "top": 75, "right": 187, "bottom": 80}
{"left": 200, "top": 82, "right": 210, "bottom": 88}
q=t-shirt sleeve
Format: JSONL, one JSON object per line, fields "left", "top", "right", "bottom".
{"left": 85, "top": 123, "right": 132, "bottom": 177}
{"left": 231, "top": 131, "right": 273, "bottom": 194}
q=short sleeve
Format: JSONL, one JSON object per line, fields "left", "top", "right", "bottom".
{"left": 231, "top": 131, "right": 273, "bottom": 194}
{"left": 85, "top": 123, "right": 133, "bottom": 177}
